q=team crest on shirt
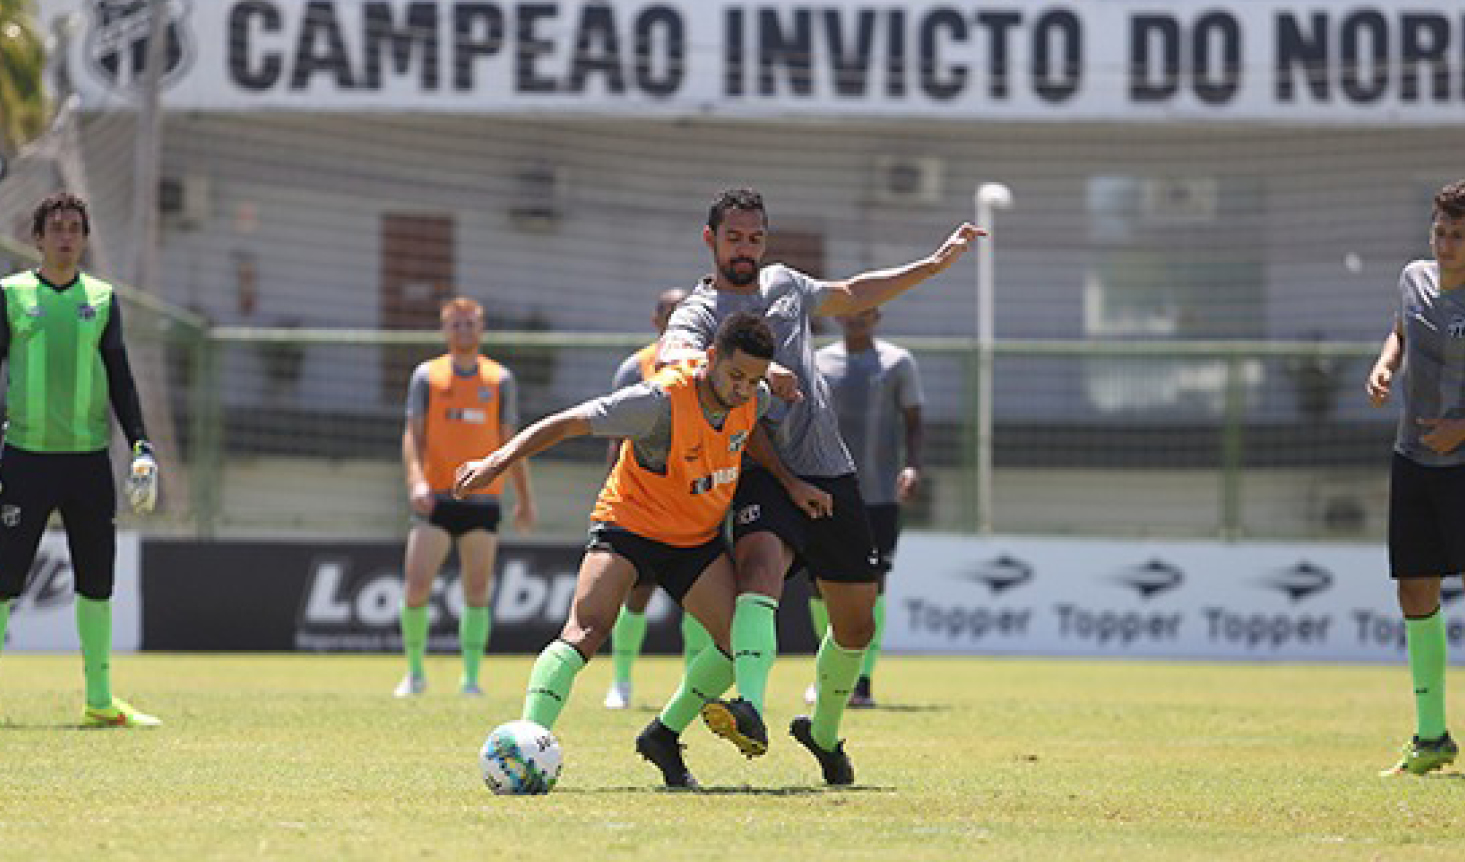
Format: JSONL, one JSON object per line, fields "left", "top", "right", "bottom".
{"left": 728, "top": 430, "right": 748, "bottom": 452}
{"left": 1451, "top": 317, "right": 1465, "bottom": 339}
{"left": 77, "top": 304, "right": 96, "bottom": 321}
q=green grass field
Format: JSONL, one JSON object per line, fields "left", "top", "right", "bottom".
{"left": 2, "top": 653, "right": 1463, "bottom": 861}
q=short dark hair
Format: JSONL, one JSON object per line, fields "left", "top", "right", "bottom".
{"left": 707, "top": 188, "right": 767, "bottom": 233}
{"left": 31, "top": 192, "right": 90, "bottom": 239}
{"left": 713, "top": 312, "right": 775, "bottom": 361}
{"left": 1435, "top": 181, "right": 1465, "bottom": 221}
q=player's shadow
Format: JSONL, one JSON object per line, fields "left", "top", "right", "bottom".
{"left": 850, "top": 703, "right": 951, "bottom": 713}
{"left": 628, "top": 703, "right": 953, "bottom": 715}
{"left": 0, "top": 722, "right": 124, "bottom": 731}
{"left": 565, "top": 784, "right": 895, "bottom": 796}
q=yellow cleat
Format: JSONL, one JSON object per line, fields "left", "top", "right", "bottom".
{"left": 82, "top": 698, "right": 161, "bottom": 728}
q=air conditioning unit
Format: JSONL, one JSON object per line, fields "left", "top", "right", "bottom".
{"left": 508, "top": 163, "right": 565, "bottom": 232}
{"left": 1140, "top": 176, "right": 1218, "bottom": 223}
{"left": 873, "top": 155, "right": 943, "bottom": 205}
{"left": 159, "top": 174, "right": 211, "bottom": 228}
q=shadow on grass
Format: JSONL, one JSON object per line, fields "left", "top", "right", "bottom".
{"left": 558, "top": 784, "right": 896, "bottom": 796}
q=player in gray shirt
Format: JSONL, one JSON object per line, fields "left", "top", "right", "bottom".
{"left": 803, "top": 306, "right": 925, "bottom": 708}
{"left": 1368, "top": 179, "right": 1465, "bottom": 776}
{"left": 656, "top": 187, "right": 981, "bottom": 785}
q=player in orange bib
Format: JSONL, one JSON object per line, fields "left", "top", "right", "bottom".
{"left": 455, "top": 313, "right": 830, "bottom": 787}
{"left": 397, "top": 297, "right": 536, "bottom": 698}
{"left": 602, "top": 287, "right": 718, "bottom": 711}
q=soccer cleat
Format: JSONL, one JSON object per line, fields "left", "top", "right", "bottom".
{"left": 1381, "top": 732, "right": 1459, "bottom": 776}
{"left": 635, "top": 720, "right": 699, "bottom": 789}
{"left": 460, "top": 681, "right": 484, "bottom": 696}
{"left": 81, "top": 698, "right": 161, "bottom": 728}
{"left": 700, "top": 697, "right": 768, "bottom": 758}
{"left": 393, "top": 672, "right": 426, "bottom": 698}
{"left": 604, "top": 680, "right": 632, "bottom": 710}
{"left": 789, "top": 715, "right": 854, "bottom": 786}
{"left": 803, "top": 683, "right": 818, "bottom": 706}
{"left": 848, "top": 676, "right": 876, "bottom": 709}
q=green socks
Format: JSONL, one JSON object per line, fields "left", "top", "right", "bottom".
{"left": 680, "top": 611, "right": 712, "bottom": 672}
{"left": 807, "top": 596, "right": 829, "bottom": 641}
{"left": 522, "top": 640, "right": 587, "bottom": 730}
{"left": 811, "top": 632, "right": 864, "bottom": 750}
{"left": 731, "top": 593, "right": 779, "bottom": 714}
{"left": 459, "top": 605, "right": 491, "bottom": 688}
{"left": 659, "top": 646, "right": 735, "bottom": 733}
{"left": 860, "top": 595, "right": 886, "bottom": 679}
{"left": 1406, "top": 610, "right": 1449, "bottom": 741}
{"left": 75, "top": 597, "right": 113, "bottom": 710}
{"left": 400, "top": 604, "right": 428, "bottom": 678}
{"left": 610, "top": 607, "right": 648, "bottom": 685}
{"left": 0, "top": 598, "right": 10, "bottom": 651}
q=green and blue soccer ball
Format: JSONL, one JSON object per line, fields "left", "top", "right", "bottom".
{"left": 479, "top": 720, "right": 562, "bottom": 795}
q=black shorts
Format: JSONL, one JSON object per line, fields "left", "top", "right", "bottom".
{"left": 0, "top": 445, "right": 116, "bottom": 600}
{"left": 866, "top": 503, "right": 902, "bottom": 575}
{"left": 1389, "top": 452, "right": 1465, "bottom": 578}
{"left": 732, "top": 467, "right": 877, "bottom": 584}
{"left": 421, "top": 498, "right": 501, "bottom": 537}
{"left": 585, "top": 523, "right": 728, "bottom": 604}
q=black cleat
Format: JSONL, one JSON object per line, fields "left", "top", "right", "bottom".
{"left": 700, "top": 697, "right": 769, "bottom": 758}
{"left": 848, "top": 675, "right": 876, "bottom": 709}
{"left": 636, "top": 720, "right": 699, "bottom": 788}
{"left": 789, "top": 715, "right": 855, "bottom": 786}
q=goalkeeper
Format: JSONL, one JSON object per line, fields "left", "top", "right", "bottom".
{"left": 0, "top": 192, "right": 160, "bottom": 728}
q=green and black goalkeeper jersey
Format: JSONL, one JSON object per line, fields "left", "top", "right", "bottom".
{"left": 0, "top": 270, "right": 147, "bottom": 453}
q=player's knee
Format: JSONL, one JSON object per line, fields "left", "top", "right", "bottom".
{"left": 829, "top": 616, "right": 875, "bottom": 650}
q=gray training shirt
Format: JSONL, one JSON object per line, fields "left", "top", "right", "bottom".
{"left": 817, "top": 338, "right": 924, "bottom": 504}
{"left": 663, "top": 266, "right": 856, "bottom": 478}
{"left": 1396, "top": 259, "right": 1465, "bottom": 467}
{"left": 580, "top": 377, "right": 771, "bottom": 475}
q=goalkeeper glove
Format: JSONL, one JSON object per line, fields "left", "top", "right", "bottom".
{"left": 127, "top": 441, "right": 158, "bottom": 515}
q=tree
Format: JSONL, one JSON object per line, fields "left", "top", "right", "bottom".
{"left": 0, "top": 0, "right": 48, "bottom": 154}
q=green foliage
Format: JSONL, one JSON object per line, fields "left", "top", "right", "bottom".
{"left": 0, "top": 0, "right": 48, "bottom": 153}
{"left": 1, "top": 654, "right": 1463, "bottom": 860}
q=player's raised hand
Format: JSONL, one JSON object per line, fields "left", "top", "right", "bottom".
{"left": 454, "top": 452, "right": 508, "bottom": 499}
{"left": 929, "top": 222, "right": 986, "bottom": 273}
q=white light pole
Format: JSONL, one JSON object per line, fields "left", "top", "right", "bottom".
{"left": 974, "top": 182, "right": 1012, "bottom": 534}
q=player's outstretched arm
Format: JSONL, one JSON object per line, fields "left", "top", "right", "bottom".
{"left": 454, "top": 408, "right": 592, "bottom": 499}
{"left": 818, "top": 222, "right": 985, "bottom": 317}
{"left": 745, "top": 424, "right": 831, "bottom": 519}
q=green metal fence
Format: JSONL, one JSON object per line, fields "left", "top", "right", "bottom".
{"left": 1, "top": 237, "right": 1392, "bottom": 540}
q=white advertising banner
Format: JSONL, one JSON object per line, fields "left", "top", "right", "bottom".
{"left": 5, "top": 531, "right": 142, "bottom": 652}
{"left": 43, "top": 0, "right": 1465, "bottom": 124}
{"left": 886, "top": 534, "right": 1430, "bottom": 662}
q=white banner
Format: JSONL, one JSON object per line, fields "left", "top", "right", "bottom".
{"left": 5, "top": 531, "right": 142, "bottom": 652}
{"left": 885, "top": 534, "right": 1437, "bottom": 662}
{"left": 43, "top": 0, "right": 1465, "bottom": 123}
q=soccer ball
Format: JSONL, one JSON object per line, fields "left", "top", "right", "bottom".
{"left": 479, "top": 720, "right": 562, "bottom": 795}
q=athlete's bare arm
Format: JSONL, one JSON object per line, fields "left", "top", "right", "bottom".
{"left": 454, "top": 409, "right": 593, "bottom": 498}
{"left": 817, "top": 223, "right": 984, "bottom": 317}
{"left": 746, "top": 424, "right": 831, "bottom": 519}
